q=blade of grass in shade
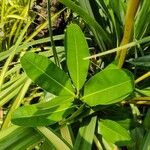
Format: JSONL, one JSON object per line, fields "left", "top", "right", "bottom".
{"left": 78, "top": 0, "right": 106, "bottom": 50}
{"left": 135, "top": 0, "right": 150, "bottom": 38}
{"left": 58, "top": 0, "right": 112, "bottom": 50}
{"left": 73, "top": 117, "right": 96, "bottom": 150}
{"left": 37, "top": 127, "right": 71, "bottom": 150}
{"left": 0, "top": 35, "right": 64, "bottom": 61}
{"left": 140, "top": 131, "right": 150, "bottom": 150}
{"left": 0, "top": 74, "right": 27, "bottom": 107}
{"left": 1, "top": 79, "right": 31, "bottom": 129}
{"left": 0, "top": 22, "right": 31, "bottom": 91}
{"left": 0, "top": 125, "right": 42, "bottom": 150}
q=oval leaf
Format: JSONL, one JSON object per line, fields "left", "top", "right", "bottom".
{"left": 12, "top": 96, "right": 75, "bottom": 126}
{"left": 99, "top": 119, "right": 131, "bottom": 146}
{"left": 66, "top": 24, "right": 89, "bottom": 91}
{"left": 82, "top": 68, "right": 134, "bottom": 106}
{"left": 20, "top": 52, "right": 74, "bottom": 96}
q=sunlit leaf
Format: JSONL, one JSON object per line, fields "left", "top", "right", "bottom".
{"left": 99, "top": 119, "right": 131, "bottom": 146}
{"left": 73, "top": 117, "right": 96, "bottom": 150}
{"left": 82, "top": 68, "right": 134, "bottom": 106}
{"left": 66, "top": 24, "right": 89, "bottom": 91}
{"left": 21, "top": 52, "right": 75, "bottom": 96}
{"left": 12, "top": 96, "right": 75, "bottom": 126}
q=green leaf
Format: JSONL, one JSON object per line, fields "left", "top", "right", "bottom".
{"left": 144, "top": 108, "right": 150, "bottom": 130}
{"left": 12, "top": 96, "right": 75, "bottom": 126}
{"left": 135, "top": 0, "right": 150, "bottom": 38}
{"left": 100, "top": 105, "right": 135, "bottom": 130}
{"left": 37, "top": 127, "right": 71, "bottom": 150}
{"left": 99, "top": 119, "right": 131, "bottom": 146}
{"left": 58, "top": 0, "right": 112, "bottom": 50}
{"left": 66, "top": 24, "right": 89, "bottom": 91}
{"left": 140, "top": 131, "right": 150, "bottom": 150}
{"left": 82, "top": 68, "right": 134, "bottom": 106}
{"left": 73, "top": 117, "right": 97, "bottom": 150}
{"left": 129, "top": 55, "right": 150, "bottom": 70}
{"left": 136, "top": 88, "right": 150, "bottom": 97}
{"left": 0, "top": 125, "right": 42, "bottom": 150}
{"left": 20, "top": 52, "right": 74, "bottom": 96}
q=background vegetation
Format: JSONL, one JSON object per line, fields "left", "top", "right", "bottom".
{"left": 0, "top": 0, "right": 150, "bottom": 149}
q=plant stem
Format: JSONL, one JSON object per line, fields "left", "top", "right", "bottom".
{"left": 47, "top": 0, "right": 61, "bottom": 67}
{"left": 133, "top": 97, "right": 150, "bottom": 101}
{"left": 84, "top": 35, "right": 150, "bottom": 60}
{"left": 135, "top": 72, "right": 150, "bottom": 84}
{"left": 117, "top": 0, "right": 140, "bottom": 68}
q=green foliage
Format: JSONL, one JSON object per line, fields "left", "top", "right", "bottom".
{"left": 73, "top": 117, "right": 96, "bottom": 150}
{"left": 0, "top": 0, "right": 150, "bottom": 149}
{"left": 129, "top": 55, "right": 150, "bottom": 69}
{"left": 12, "top": 96, "right": 75, "bottom": 126}
{"left": 11, "top": 23, "right": 134, "bottom": 148}
{"left": 82, "top": 67, "right": 134, "bottom": 106}
{"left": 99, "top": 119, "right": 131, "bottom": 146}
{"left": 66, "top": 24, "right": 90, "bottom": 92}
{"left": 20, "top": 52, "right": 74, "bottom": 96}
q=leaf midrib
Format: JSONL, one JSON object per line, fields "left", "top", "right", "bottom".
{"left": 74, "top": 33, "right": 79, "bottom": 90}
{"left": 82, "top": 80, "right": 131, "bottom": 99}
{"left": 24, "top": 56, "right": 75, "bottom": 96}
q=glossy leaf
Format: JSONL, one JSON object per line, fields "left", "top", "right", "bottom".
{"left": 66, "top": 24, "right": 89, "bottom": 91}
{"left": 20, "top": 52, "right": 74, "bottom": 96}
{"left": 82, "top": 68, "right": 134, "bottom": 106}
{"left": 12, "top": 96, "right": 75, "bottom": 126}
{"left": 73, "top": 117, "right": 96, "bottom": 150}
{"left": 99, "top": 119, "right": 131, "bottom": 146}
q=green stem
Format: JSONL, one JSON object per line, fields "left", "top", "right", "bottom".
{"left": 135, "top": 72, "right": 150, "bottom": 83}
{"left": 47, "top": 0, "right": 61, "bottom": 67}
{"left": 117, "top": 0, "right": 140, "bottom": 68}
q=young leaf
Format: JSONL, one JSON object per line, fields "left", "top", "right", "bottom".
{"left": 73, "top": 117, "right": 96, "bottom": 150}
{"left": 12, "top": 96, "right": 75, "bottom": 126}
{"left": 20, "top": 52, "right": 74, "bottom": 96}
{"left": 66, "top": 24, "right": 89, "bottom": 92}
{"left": 82, "top": 68, "right": 134, "bottom": 106}
{"left": 99, "top": 119, "right": 131, "bottom": 146}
